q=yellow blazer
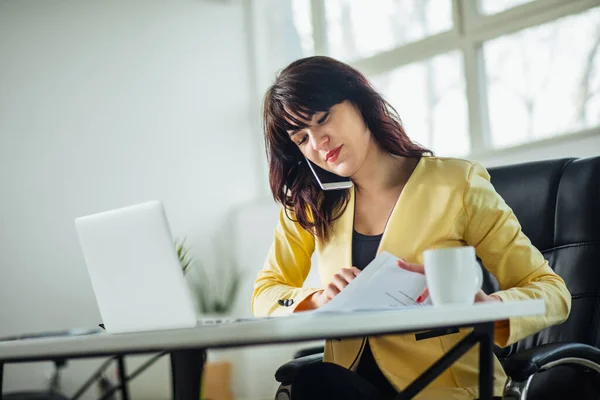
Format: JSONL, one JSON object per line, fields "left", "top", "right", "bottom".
{"left": 252, "top": 156, "right": 571, "bottom": 399}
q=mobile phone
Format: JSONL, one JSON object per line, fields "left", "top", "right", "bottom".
{"left": 305, "top": 157, "right": 353, "bottom": 190}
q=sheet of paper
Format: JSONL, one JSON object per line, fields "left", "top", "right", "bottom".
{"left": 316, "top": 251, "right": 431, "bottom": 313}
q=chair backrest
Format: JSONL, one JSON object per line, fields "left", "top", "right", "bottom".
{"left": 483, "top": 156, "right": 600, "bottom": 358}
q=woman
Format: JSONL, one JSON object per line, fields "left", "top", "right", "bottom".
{"left": 252, "top": 56, "right": 571, "bottom": 400}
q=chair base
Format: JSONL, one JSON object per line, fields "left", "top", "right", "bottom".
{"left": 275, "top": 383, "right": 292, "bottom": 400}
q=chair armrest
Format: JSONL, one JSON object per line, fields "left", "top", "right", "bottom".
{"left": 293, "top": 346, "right": 325, "bottom": 359}
{"left": 503, "top": 343, "right": 600, "bottom": 382}
{"left": 275, "top": 353, "right": 324, "bottom": 384}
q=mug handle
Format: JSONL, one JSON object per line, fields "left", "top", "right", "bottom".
{"left": 473, "top": 261, "right": 483, "bottom": 296}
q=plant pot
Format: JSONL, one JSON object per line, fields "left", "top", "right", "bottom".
{"left": 202, "top": 360, "right": 234, "bottom": 400}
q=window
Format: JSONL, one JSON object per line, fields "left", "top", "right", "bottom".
{"left": 484, "top": 7, "right": 600, "bottom": 148}
{"left": 372, "top": 52, "right": 468, "bottom": 156}
{"left": 479, "top": 0, "right": 534, "bottom": 15}
{"left": 264, "top": 0, "right": 600, "bottom": 156}
{"left": 324, "top": 0, "right": 452, "bottom": 61}
{"left": 292, "top": 0, "right": 314, "bottom": 56}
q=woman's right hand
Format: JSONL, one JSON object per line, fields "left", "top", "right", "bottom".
{"left": 309, "top": 266, "right": 362, "bottom": 309}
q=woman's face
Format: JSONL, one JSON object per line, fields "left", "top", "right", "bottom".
{"left": 288, "top": 100, "right": 372, "bottom": 178}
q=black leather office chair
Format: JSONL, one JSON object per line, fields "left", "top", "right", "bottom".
{"left": 274, "top": 156, "right": 600, "bottom": 400}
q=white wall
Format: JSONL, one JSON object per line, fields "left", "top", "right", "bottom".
{"left": 0, "top": 0, "right": 260, "bottom": 398}
{"left": 475, "top": 132, "right": 600, "bottom": 167}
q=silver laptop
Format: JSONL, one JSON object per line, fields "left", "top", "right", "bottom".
{"left": 75, "top": 201, "right": 203, "bottom": 334}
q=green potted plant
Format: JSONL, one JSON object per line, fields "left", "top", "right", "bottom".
{"left": 175, "top": 237, "right": 240, "bottom": 400}
{"left": 175, "top": 238, "right": 241, "bottom": 316}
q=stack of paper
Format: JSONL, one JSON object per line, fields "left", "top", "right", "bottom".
{"left": 316, "top": 251, "right": 432, "bottom": 313}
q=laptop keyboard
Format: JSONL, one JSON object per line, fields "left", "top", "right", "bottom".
{"left": 0, "top": 328, "right": 103, "bottom": 342}
{"left": 197, "top": 316, "right": 273, "bottom": 326}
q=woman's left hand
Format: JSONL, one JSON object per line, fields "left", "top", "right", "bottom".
{"left": 396, "top": 258, "right": 503, "bottom": 304}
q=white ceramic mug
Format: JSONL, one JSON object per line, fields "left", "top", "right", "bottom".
{"left": 423, "top": 246, "right": 483, "bottom": 306}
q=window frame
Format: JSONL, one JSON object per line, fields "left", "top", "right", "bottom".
{"left": 304, "top": 0, "right": 600, "bottom": 157}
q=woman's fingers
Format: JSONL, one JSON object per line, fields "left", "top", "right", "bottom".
{"left": 331, "top": 274, "right": 348, "bottom": 292}
{"left": 326, "top": 266, "right": 361, "bottom": 300}
{"left": 397, "top": 258, "right": 425, "bottom": 274}
{"left": 324, "top": 283, "right": 339, "bottom": 299}
{"left": 416, "top": 287, "right": 429, "bottom": 303}
{"left": 396, "top": 259, "right": 428, "bottom": 302}
{"left": 332, "top": 267, "right": 360, "bottom": 290}
{"left": 396, "top": 258, "right": 428, "bottom": 302}
{"left": 339, "top": 267, "right": 358, "bottom": 283}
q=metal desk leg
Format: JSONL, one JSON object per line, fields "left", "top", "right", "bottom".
{"left": 398, "top": 330, "right": 480, "bottom": 399}
{"left": 476, "top": 322, "right": 495, "bottom": 400}
{"left": 116, "top": 356, "right": 130, "bottom": 400}
{"left": 396, "top": 322, "right": 497, "bottom": 400}
{"left": 170, "top": 349, "right": 206, "bottom": 400}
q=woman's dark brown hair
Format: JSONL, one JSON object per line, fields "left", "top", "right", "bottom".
{"left": 263, "top": 56, "right": 431, "bottom": 242}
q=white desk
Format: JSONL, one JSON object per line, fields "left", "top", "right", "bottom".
{"left": 0, "top": 300, "right": 545, "bottom": 400}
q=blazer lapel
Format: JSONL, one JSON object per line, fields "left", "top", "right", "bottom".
{"left": 318, "top": 157, "right": 427, "bottom": 279}
{"left": 378, "top": 157, "right": 426, "bottom": 261}
{"left": 317, "top": 188, "right": 354, "bottom": 277}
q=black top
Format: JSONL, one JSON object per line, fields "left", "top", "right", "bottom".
{"left": 352, "top": 230, "right": 383, "bottom": 271}
{"left": 352, "top": 230, "right": 398, "bottom": 398}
